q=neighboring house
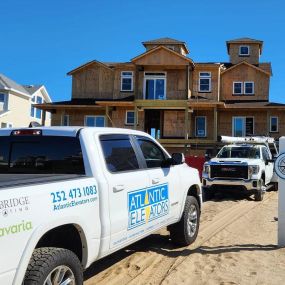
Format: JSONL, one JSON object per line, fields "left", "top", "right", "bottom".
{"left": 36, "top": 37, "right": 285, "bottom": 155}
{"left": 0, "top": 74, "right": 52, "bottom": 128}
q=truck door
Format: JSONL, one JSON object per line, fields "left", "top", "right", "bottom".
{"left": 99, "top": 134, "right": 149, "bottom": 249}
{"left": 133, "top": 136, "right": 181, "bottom": 228}
{"left": 261, "top": 147, "right": 273, "bottom": 184}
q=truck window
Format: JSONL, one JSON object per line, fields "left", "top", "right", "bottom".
{"left": 100, "top": 134, "right": 139, "bottom": 172}
{"left": 0, "top": 136, "right": 85, "bottom": 174}
{"left": 217, "top": 146, "right": 260, "bottom": 159}
{"left": 136, "top": 137, "right": 167, "bottom": 168}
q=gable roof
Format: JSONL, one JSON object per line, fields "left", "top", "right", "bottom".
{"left": 131, "top": 45, "right": 194, "bottom": 67}
{"left": 221, "top": 61, "right": 271, "bottom": 76}
{"left": 67, "top": 60, "right": 113, "bottom": 75}
{"left": 0, "top": 73, "right": 30, "bottom": 96}
{"left": 226, "top": 37, "right": 263, "bottom": 54}
{"left": 142, "top": 37, "right": 189, "bottom": 54}
{"left": 23, "top": 85, "right": 43, "bottom": 95}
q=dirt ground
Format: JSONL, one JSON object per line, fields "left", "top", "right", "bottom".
{"left": 84, "top": 190, "right": 285, "bottom": 285}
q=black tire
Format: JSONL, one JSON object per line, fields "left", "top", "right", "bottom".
{"left": 202, "top": 187, "right": 214, "bottom": 201}
{"left": 254, "top": 179, "right": 265, "bottom": 202}
{"left": 23, "top": 247, "right": 83, "bottom": 285}
{"left": 169, "top": 196, "right": 200, "bottom": 246}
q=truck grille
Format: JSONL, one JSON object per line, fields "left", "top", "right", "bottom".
{"left": 210, "top": 165, "right": 248, "bottom": 179}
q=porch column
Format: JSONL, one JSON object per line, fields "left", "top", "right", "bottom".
{"left": 135, "top": 66, "right": 140, "bottom": 99}
{"left": 41, "top": 110, "right": 46, "bottom": 126}
{"left": 213, "top": 106, "right": 218, "bottom": 141}
{"left": 105, "top": 106, "right": 109, "bottom": 127}
{"left": 267, "top": 110, "right": 270, "bottom": 134}
{"left": 184, "top": 106, "right": 189, "bottom": 139}
{"left": 134, "top": 104, "right": 138, "bottom": 130}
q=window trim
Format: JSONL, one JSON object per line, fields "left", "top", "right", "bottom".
{"left": 270, "top": 116, "right": 279, "bottom": 133}
{"left": 199, "top": 72, "right": 212, "bottom": 92}
{"left": 120, "top": 71, "right": 134, "bottom": 92}
{"left": 233, "top": 82, "right": 243, "bottom": 95}
{"left": 0, "top": 93, "right": 8, "bottom": 112}
{"left": 195, "top": 116, "right": 207, "bottom": 137}
{"left": 125, "top": 110, "right": 137, "bottom": 126}
{"left": 143, "top": 72, "right": 167, "bottom": 100}
{"left": 239, "top": 45, "right": 250, "bottom": 56}
{"left": 244, "top": 81, "right": 254, "bottom": 95}
{"left": 84, "top": 115, "right": 106, "bottom": 127}
{"left": 232, "top": 116, "right": 255, "bottom": 137}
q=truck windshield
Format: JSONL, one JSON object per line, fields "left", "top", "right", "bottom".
{"left": 0, "top": 136, "right": 85, "bottom": 174}
{"left": 217, "top": 146, "right": 260, "bottom": 159}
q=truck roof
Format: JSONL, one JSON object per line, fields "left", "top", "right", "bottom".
{"left": 0, "top": 126, "right": 150, "bottom": 138}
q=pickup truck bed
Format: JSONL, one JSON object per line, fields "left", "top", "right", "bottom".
{"left": 0, "top": 174, "right": 85, "bottom": 189}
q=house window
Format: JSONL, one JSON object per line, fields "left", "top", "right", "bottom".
{"left": 239, "top": 46, "right": 250, "bottom": 56}
{"left": 62, "top": 115, "right": 70, "bottom": 126}
{"left": 85, "top": 116, "right": 105, "bottom": 127}
{"left": 233, "top": 117, "right": 254, "bottom": 137}
{"left": 270, "top": 116, "right": 278, "bottom": 132}
{"left": 244, "top": 82, "right": 254, "bottom": 94}
{"left": 125, "top": 111, "right": 135, "bottom": 125}
{"left": 0, "top": 93, "right": 7, "bottom": 112}
{"left": 1, "top": 122, "right": 12, "bottom": 128}
{"left": 144, "top": 72, "right": 166, "bottom": 100}
{"left": 233, "top": 82, "right": 243, "bottom": 94}
{"left": 195, "top": 116, "right": 207, "bottom": 137}
{"left": 199, "top": 72, "right": 211, "bottom": 92}
{"left": 121, "top": 71, "right": 133, "bottom": 91}
{"left": 31, "top": 96, "right": 43, "bottom": 119}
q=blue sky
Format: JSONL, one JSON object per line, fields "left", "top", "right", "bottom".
{"left": 1, "top": 0, "right": 285, "bottom": 102}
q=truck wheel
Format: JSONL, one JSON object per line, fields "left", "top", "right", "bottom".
{"left": 254, "top": 179, "right": 265, "bottom": 202}
{"left": 24, "top": 247, "right": 83, "bottom": 285}
{"left": 169, "top": 196, "right": 200, "bottom": 246}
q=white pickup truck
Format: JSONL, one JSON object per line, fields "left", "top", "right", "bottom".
{"left": 202, "top": 136, "right": 278, "bottom": 201}
{"left": 0, "top": 127, "right": 202, "bottom": 285}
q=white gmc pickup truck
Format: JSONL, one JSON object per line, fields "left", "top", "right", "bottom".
{"left": 0, "top": 127, "right": 202, "bottom": 285}
{"left": 202, "top": 136, "right": 278, "bottom": 201}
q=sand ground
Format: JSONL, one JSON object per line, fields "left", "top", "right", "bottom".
{"left": 84, "top": 190, "right": 285, "bottom": 285}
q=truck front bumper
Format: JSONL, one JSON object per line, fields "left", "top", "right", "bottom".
{"left": 202, "top": 178, "right": 261, "bottom": 191}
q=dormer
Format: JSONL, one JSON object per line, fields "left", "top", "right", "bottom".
{"left": 226, "top": 37, "right": 263, "bottom": 65}
{"left": 142, "top": 37, "right": 189, "bottom": 56}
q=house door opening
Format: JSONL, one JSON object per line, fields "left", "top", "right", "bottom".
{"left": 144, "top": 110, "right": 162, "bottom": 139}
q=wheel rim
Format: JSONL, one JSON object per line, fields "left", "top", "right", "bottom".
{"left": 44, "top": 265, "right": 75, "bottom": 285}
{"left": 187, "top": 204, "right": 198, "bottom": 237}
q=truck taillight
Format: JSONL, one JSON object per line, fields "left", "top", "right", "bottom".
{"left": 11, "top": 129, "right": 42, "bottom": 136}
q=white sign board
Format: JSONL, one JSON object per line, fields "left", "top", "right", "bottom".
{"left": 274, "top": 137, "right": 285, "bottom": 247}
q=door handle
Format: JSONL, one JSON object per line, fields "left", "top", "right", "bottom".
{"left": 152, "top": 178, "right": 160, "bottom": 184}
{"left": 113, "top": 185, "right": 125, "bottom": 192}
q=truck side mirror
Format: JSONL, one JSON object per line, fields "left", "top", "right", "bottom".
{"left": 171, "top": 153, "right": 185, "bottom": 165}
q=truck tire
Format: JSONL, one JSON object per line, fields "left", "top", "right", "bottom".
{"left": 169, "top": 196, "right": 200, "bottom": 246}
{"left": 23, "top": 247, "right": 83, "bottom": 285}
{"left": 254, "top": 179, "right": 265, "bottom": 202}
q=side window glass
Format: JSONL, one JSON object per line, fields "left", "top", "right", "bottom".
{"left": 100, "top": 135, "right": 139, "bottom": 172}
{"left": 137, "top": 137, "right": 166, "bottom": 168}
{"left": 262, "top": 147, "right": 270, "bottom": 161}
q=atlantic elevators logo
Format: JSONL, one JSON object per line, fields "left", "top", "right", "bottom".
{"left": 127, "top": 184, "right": 169, "bottom": 230}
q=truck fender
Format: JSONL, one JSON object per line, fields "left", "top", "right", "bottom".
{"left": 12, "top": 216, "right": 95, "bottom": 285}
{"left": 178, "top": 183, "right": 202, "bottom": 221}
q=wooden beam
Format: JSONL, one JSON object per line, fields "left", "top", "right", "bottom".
{"left": 135, "top": 100, "right": 188, "bottom": 108}
{"left": 184, "top": 107, "right": 189, "bottom": 139}
{"left": 213, "top": 107, "right": 218, "bottom": 141}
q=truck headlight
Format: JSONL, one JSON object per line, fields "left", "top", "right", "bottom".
{"left": 203, "top": 165, "right": 210, "bottom": 175}
{"left": 248, "top": 165, "right": 260, "bottom": 176}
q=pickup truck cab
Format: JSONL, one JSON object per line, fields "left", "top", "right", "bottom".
{"left": 202, "top": 136, "right": 278, "bottom": 201}
{"left": 0, "top": 127, "right": 202, "bottom": 285}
